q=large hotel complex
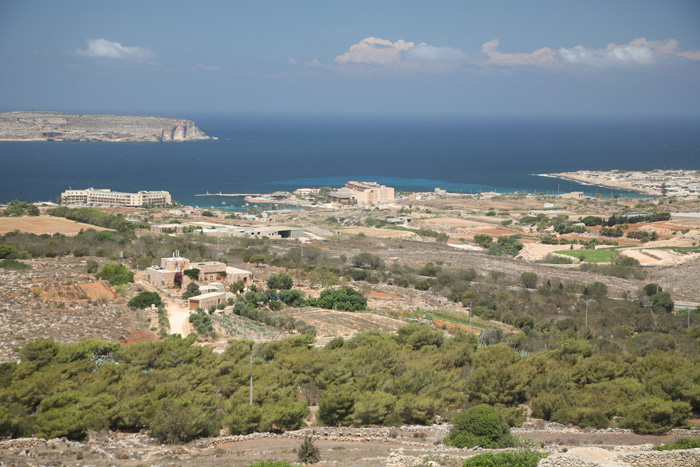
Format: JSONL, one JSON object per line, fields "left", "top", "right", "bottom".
{"left": 61, "top": 188, "right": 172, "bottom": 207}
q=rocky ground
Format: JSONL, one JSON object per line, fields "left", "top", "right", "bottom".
{"left": 0, "top": 258, "right": 154, "bottom": 362}
{"left": 1, "top": 423, "right": 699, "bottom": 466}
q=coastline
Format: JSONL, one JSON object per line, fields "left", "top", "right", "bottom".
{"left": 546, "top": 172, "right": 657, "bottom": 196}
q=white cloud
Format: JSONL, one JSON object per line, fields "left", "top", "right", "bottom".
{"left": 325, "top": 36, "right": 700, "bottom": 73}
{"left": 403, "top": 44, "right": 466, "bottom": 62}
{"left": 305, "top": 58, "right": 326, "bottom": 68}
{"left": 75, "top": 38, "right": 154, "bottom": 60}
{"left": 558, "top": 38, "right": 700, "bottom": 66}
{"left": 335, "top": 37, "right": 417, "bottom": 65}
{"left": 479, "top": 39, "right": 557, "bottom": 67}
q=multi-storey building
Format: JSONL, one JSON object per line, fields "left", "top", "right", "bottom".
{"left": 60, "top": 187, "right": 172, "bottom": 207}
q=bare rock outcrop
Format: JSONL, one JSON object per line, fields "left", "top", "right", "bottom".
{"left": 0, "top": 111, "right": 211, "bottom": 142}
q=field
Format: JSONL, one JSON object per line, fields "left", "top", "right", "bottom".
{"left": 284, "top": 308, "right": 406, "bottom": 343}
{"left": 0, "top": 215, "right": 108, "bottom": 235}
{"left": 556, "top": 248, "right": 618, "bottom": 263}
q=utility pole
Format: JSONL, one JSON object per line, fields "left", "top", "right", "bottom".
{"left": 249, "top": 353, "right": 253, "bottom": 405}
{"left": 585, "top": 300, "right": 590, "bottom": 329}
{"left": 469, "top": 300, "right": 472, "bottom": 331}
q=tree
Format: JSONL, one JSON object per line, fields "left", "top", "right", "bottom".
{"left": 473, "top": 234, "right": 493, "bottom": 248}
{"left": 652, "top": 292, "right": 674, "bottom": 313}
{"left": 318, "top": 385, "right": 356, "bottom": 426}
{"left": 643, "top": 283, "right": 662, "bottom": 296}
{"left": 230, "top": 280, "right": 245, "bottom": 294}
{"left": 267, "top": 272, "right": 293, "bottom": 290}
{"left": 249, "top": 254, "right": 266, "bottom": 266}
{"left": 128, "top": 291, "right": 163, "bottom": 309}
{"left": 520, "top": 272, "right": 538, "bottom": 289}
{"left": 350, "top": 253, "right": 384, "bottom": 270}
{"left": 149, "top": 400, "right": 207, "bottom": 444}
{"left": 317, "top": 287, "right": 367, "bottom": 312}
{"left": 182, "top": 282, "right": 201, "bottom": 299}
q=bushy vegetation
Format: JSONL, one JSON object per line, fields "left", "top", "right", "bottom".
{"left": 0, "top": 243, "right": 31, "bottom": 260}
{"left": 182, "top": 283, "right": 201, "bottom": 299}
{"left": 267, "top": 272, "right": 294, "bottom": 290}
{"left": 96, "top": 263, "right": 134, "bottom": 286}
{"left": 653, "top": 438, "right": 700, "bottom": 451}
{"left": 0, "top": 258, "right": 31, "bottom": 270}
{"left": 314, "top": 287, "right": 367, "bottom": 311}
{"left": 297, "top": 435, "right": 320, "bottom": 464}
{"left": 189, "top": 311, "right": 215, "bottom": 337}
{"left": 488, "top": 236, "right": 524, "bottom": 256}
{"left": 49, "top": 206, "right": 143, "bottom": 232}
{"left": 2, "top": 200, "right": 40, "bottom": 217}
{"left": 2, "top": 316, "right": 700, "bottom": 443}
{"left": 444, "top": 404, "right": 514, "bottom": 448}
{"left": 462, "top": 450, "right": 545, "bottom": 467}
{"left": 127, "top": 291, "right": 163, "bottom": 309}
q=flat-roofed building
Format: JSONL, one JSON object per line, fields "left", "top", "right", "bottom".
{"left": 331, "top": 181, "right": 395, "bottom": 205}
{"left": 146, "top": 252, "right": 252, "bottom": 288}
{"left": 188, "top": 292, "right": 226, "bottom": 311}
{"left": 61, "top": 187, "right": 171, "bottom": 207}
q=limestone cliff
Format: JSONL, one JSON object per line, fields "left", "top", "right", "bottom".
{"left": 0, "top": 111, "right": 212, "bottom": 142}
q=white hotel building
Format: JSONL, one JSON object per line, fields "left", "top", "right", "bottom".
{"left": 61, "top": 188, "right": 172, "bottom": 207}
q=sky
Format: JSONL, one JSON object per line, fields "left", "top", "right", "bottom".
{"left": 1, "top": 0, "right": 699, "bottom": 117}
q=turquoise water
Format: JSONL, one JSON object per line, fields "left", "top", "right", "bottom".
{"left": 1, "top": 114, "right": 698, "bottom": 207}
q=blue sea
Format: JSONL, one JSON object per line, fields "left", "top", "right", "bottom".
{"left": 1, "top": 114, "right": 699, "bottom": 209}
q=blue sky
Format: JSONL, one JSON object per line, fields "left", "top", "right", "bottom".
{"left": 1, "top": 0, "right": 699, "bottom": 117}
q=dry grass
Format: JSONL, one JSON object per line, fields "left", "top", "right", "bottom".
{"left": 0, "top": 215, "right": 108, "bottom": 235}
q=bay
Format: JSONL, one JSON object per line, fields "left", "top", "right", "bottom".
{"left": 1, "top": 114, "right": 699, "bottom": 208}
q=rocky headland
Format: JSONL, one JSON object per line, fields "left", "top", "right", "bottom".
{"left": 0, "top": 111, "right": 211, "bottom": 142}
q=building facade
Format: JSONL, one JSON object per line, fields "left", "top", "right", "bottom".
{"left": 61, "top": 187, "right": 172, "bottom": 207}
{"left": 146, "top": 253, "right": 252, "bottom": 289}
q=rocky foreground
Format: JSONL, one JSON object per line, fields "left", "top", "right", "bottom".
{"left": 1, "top": 425, "right": 700, "bottom": 466}
{"left": 0, "top": 111, "right": 211, "bottom": 142}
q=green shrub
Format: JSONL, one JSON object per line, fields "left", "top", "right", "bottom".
{"left": 149, "top": 400, "right": 207, "bottom": 444}
{"left": 183, "top": 268, "right": 200, "bottom": 280}
{"left": 520, "top": 272, "right": 538, "bottom": 289}
{"left": 127, "top": 291, "right": 163, "bottom": 309}
{"left": 317, "top": 287, "right": 367, "bottom": 312}
{"left": 96, "top": 264, "right": 134, "bottom": 286}
{"left": 620, "top": 397, "right": 691, "bottom": 434}
{"left": 0, "top": 258, "right": 31, "bottom": 270}
{"left": 297, "top": 434, "right": 320, "bottom": 464}
{"left": 267, "top": 272, "right": 294, "bottom": 290}
{"left": 462, "top": 450, "right": 545, "bottom": 467}
{"left": 86, "top": 259, "right": 99, "bottom": 274}
{"left": 653, "top": 438, "right": 700, "bottom": 451}
{"left": 445, "top": 404, "right": 514, "bottom": 449}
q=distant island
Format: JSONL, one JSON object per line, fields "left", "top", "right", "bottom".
{"left": 0, "top": 111, "right": 212, "bottom": 142}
